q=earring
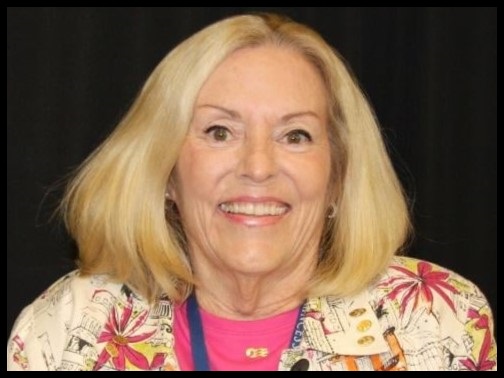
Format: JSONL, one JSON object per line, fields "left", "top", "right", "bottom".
{"left": 165, "top": 192, "right": 172, "bottom": 211}
{"left": 327, "top": 203, "right": 337, "bottom": 219}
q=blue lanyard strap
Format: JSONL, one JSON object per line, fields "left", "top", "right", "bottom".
{"left": 188, "top": 294, "right": 210, "bottom": 371}
{"left": 289, "top": 300, "right": 306, "bottom": 349}
{"left": 187, "top": 293, "right": 306, "bottom": 371}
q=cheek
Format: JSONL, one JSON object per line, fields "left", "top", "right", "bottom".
{"left": 288, "top": 151, "right": 332, "bottom": 199}
{"left": 173, "top": 143, "right": 230, "bottom": 203}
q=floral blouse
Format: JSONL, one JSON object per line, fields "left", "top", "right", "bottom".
{"left": 7, "top": 256, "right": 497, "bottom": 371}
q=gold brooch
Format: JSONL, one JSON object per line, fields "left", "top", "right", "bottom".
{"left": 245, "top": 347, "right": 269, "bottom": 359}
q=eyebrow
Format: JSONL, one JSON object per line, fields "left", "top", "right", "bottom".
{"left": 196, "top": 104, "right": 321, "bottom": 122}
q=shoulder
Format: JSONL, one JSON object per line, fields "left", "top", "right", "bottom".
{"left": 22, "top": 270, "right": 127, "bottom": 328}
{"left": 376, "top": 255, "right": 490, "bottom": 306}
{"left": 305, "top": 259, "right": 496, "bottom": 371}
{"left": 369, "top": 256, "right": 497, "bottom": 371}
{"left": 373, "top": 255, "right": 493, "bottom": 323}
{"left": 8, "top": 271, "right": 178, "bottom": 371}
{"left": 381, "top": 255, "right": 481, "bottom": 291}
{"left": 7, "top": 271, "right": 126, "bottom": 371}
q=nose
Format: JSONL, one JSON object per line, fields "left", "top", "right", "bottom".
{"left": 237, "top": 134, "right": 278, "bottom": 183}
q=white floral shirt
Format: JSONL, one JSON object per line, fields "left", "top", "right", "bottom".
{"left": 7, "top": 256, "right": 497, "bottom": 371}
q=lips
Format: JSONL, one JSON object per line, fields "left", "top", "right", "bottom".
{"left": 218, "top": 201, "right": 290, "bottom": 216}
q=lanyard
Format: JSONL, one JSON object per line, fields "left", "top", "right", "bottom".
{"left": 187, "top": 293, "right": 306, "bottom": 371}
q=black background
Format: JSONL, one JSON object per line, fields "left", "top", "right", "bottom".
{"left": 7, "top": 8, "right": 497, "bottom": 340}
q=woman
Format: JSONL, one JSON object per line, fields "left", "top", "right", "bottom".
{"left": 7, "top": 14, "right": 496, "bottom": 371}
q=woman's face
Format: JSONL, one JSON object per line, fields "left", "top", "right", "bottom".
{"left": 171, "top": 46, "right": 332, "bottom": 278}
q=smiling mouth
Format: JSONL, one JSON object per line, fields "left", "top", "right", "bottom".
{"left": 218, "top": 202, "right": 290, "bottom": 216}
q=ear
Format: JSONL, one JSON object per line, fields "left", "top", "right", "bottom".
{"left": 165, "top": 176, "right": 178, "bottom": 202}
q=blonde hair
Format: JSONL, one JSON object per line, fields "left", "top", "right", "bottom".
{"left": 62, "top": 14, "right": 410, "bottom": 302}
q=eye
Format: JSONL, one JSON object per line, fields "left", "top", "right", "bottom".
{"left": 284, "top": 129, "right": 312, "bottom": 144}
{"left": 205, "top": 125, "right": 231, "bottom": 141}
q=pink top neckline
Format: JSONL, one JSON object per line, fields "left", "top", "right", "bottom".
{"left": 173, "top": 301, "right": 300, "bottom": 371}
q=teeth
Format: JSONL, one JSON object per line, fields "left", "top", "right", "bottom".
{"left": 219, "top": 202, "right": 288, "bottom": 216}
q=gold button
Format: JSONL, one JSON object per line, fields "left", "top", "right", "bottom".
{"left": 357, "top": 335, "right": 375, "bottom": 345}
{"left": 349, "top": 308, "right": 366, "bottom": 317}
{"left": 356, "top": 319, "right": 372, "bottom": 332}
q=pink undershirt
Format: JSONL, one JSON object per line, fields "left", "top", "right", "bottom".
{"left": 173, "top": 301, "right": 299, "bottom": 371}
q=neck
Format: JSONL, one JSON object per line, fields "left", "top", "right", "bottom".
{"left": 191, "top": 259, "right": 316, "bottom": 320}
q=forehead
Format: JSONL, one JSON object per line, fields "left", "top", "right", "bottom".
{"left": 196, "top": 45, "right": 328, "bottom": 115}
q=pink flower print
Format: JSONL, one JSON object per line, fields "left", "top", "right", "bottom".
{"left": 94, "top": 296, "right": 156, "bottom": 370}
{"left": 459, "top": 331, "right": 495, "bottom": 371}
{"left": 380, "top": 261, "right": 459, "bottom": 315}
{"left": 459, "top": 309, "right": 496, "bottom": 371}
